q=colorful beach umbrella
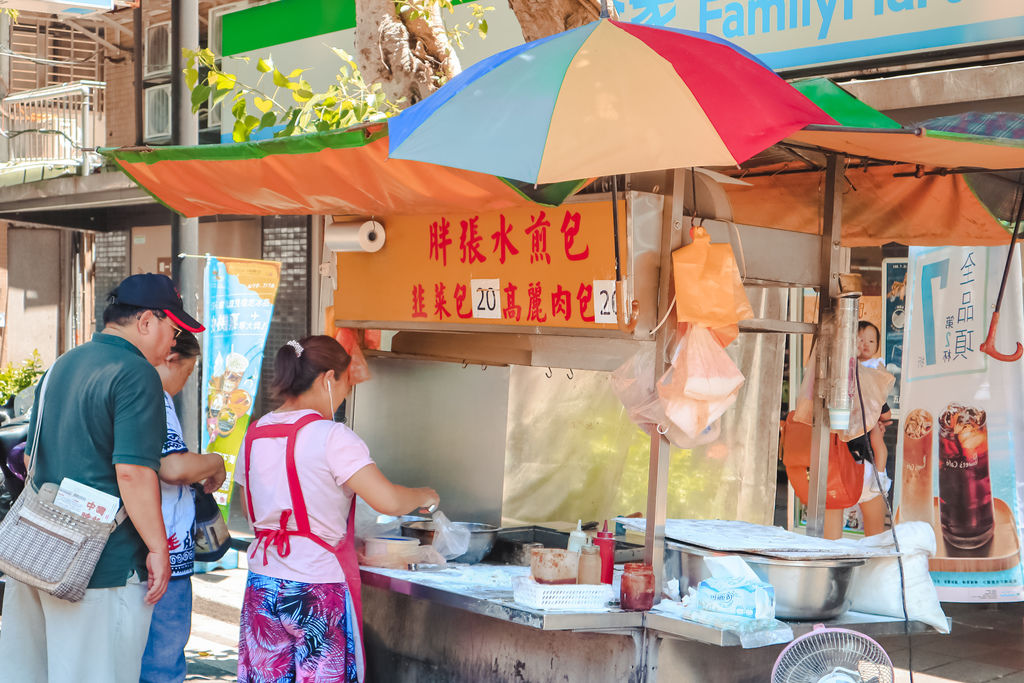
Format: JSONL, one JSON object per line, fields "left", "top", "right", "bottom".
{"left": 388, "top": 19, "right": 836, "bottom": 184}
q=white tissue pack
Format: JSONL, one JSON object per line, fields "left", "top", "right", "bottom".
{"left": 695, "top": 555, "right": 775, "bottom": 619}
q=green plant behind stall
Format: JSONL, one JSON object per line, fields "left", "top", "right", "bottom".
{"left": 0, "top": 350, "right": 42, "bottom": 406}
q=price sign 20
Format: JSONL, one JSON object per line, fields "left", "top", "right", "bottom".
{"left": 470, "top": 279, "right": 501, "bottom": 319}
{"left": 593, "top": 279, "right": 617, "bottom": 325}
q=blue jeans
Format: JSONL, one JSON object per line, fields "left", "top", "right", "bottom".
{"left": 140, "top": 575, "right": 192, "bottom": 683}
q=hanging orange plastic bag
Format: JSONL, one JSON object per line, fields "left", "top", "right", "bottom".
{"left": 657, "top": 326, "right": 744, "bottom": 439}
{"left": 334, "top": 328, "right": 372, "bottom": 385}
{"left": 672, "top": 226, "right": 753, "bottom": 329}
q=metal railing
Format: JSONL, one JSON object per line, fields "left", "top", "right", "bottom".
{"left": 1, "top": 80, "right": 106, "bottom": 175}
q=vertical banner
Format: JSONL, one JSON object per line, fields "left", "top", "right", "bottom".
{"left": 202, "top": 257, "right": 281, "bottom": 519}
{"left": 882, "top": 258, "right": 908, "bottom": 417}
{"left": 897, "top": 246, "right": 1024, "bottom": 602}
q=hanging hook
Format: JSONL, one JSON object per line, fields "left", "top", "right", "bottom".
{"left": 545, "top": 367, "right": 553, "bottom": 379}
{"left": 462, "top": 360, "right": 469, "bottom": 369}
{"left": 480, "top": 364, "right": 487, "bottom": 371}
{"left": 566, "top": 368, "right": 574, "bottom": 380}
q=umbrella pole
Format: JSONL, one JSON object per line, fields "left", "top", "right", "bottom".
{"left": 979, "top": 175, "right": 1024, "bottom": 362}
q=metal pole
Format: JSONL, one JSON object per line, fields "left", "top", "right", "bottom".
{"left": 80, "top": 88, "right": 91, "bottom": 175}
{"left": 133, "top": 6, "right": 144, "bottom": 146}
{"left": 644, "top": 168, "right": 687, "bottom": 602}
{"left": 171, "top": 0, "right": 201, "bottom": 448}
{"left": 806, "top": 154, "right": 845, "bottom": 537}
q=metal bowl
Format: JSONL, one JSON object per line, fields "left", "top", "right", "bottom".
{"left": 400, "top": 521, "right": 499, "bottom": 564}
{"left": 664, "top": 541, "right": 864, "bottom": 620}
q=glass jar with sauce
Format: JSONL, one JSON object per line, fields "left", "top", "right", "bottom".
{"left": 620, "top": 562, "right": 655, "bottom": 611}
{"left": 577, "top": 544, "right": 602, "bottom": 585}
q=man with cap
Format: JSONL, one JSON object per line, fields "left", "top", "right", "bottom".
{"left": 0, "top": 273, "right": 205, "bottom": 683}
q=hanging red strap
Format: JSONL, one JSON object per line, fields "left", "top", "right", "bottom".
{"left": 254, "top": 510, "right": 293, "bottom": 566}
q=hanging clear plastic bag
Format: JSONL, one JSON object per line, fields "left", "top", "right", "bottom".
{"left": 431, "top": 511, "right": 470, "bottom": 560}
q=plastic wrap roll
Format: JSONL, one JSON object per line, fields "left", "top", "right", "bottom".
{"left": 326, "top": 220, "right": 385, "bottom": 253}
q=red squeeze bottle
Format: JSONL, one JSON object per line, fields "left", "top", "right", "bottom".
{"left": 594, "top": 520, "right": 615, "bottom": 585}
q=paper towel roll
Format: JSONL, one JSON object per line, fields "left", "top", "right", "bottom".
{"left": 325, "top": 220, "right": 386, "bottom": 253}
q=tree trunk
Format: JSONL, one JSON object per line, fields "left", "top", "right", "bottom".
{"left": 354, "top": 0, "right": 462, "bottom": 105}
{"left": 507, "top": 0, "right": 615, "bottom": 42}
{"left": 353, "top": 0, "right": 612, "bottom": 106}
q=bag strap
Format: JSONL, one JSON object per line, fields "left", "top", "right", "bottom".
{"left": 25, "top": 368, "right": 51, "bottom": 481}
{"left": 26, "top": 363, "right": 128, "bottom": 528}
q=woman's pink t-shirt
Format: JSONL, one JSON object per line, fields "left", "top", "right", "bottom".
{"left": 237, "top": 409, "right": 374, "bottom": 584}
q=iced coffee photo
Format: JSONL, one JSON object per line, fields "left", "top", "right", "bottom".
{"left": 938, "top": 403, "right": 995, "bottom": 551}
{"left": 900, "top": 408, "right": 934, "bottom": 524}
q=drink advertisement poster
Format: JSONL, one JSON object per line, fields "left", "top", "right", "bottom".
{"left": 882, "top": 258, "right": 907, "bottom": 417}
{"left": 202, "top": 257, "right": 281, "bottom": 519}
{"left": 897, "top": 245, "right": 1024, "bottom": 602}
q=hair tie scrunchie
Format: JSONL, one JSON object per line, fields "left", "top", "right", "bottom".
{"left": 286, "top": 340, "right": 304, "bottom": 357}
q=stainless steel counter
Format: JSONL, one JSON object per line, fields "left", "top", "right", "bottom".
{"left": 361, "top": 563, "right": 945, "bottom": 644}
{"left": 360, "top": 565, "right": 644, "bottom": 632}
{"left": 646, "top": 607, "right": 946, "bottom": 647}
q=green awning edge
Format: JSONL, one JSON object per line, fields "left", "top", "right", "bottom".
{"left": 99, "top": 124, "right": 389, "bottom": 165}
{"left": 793, "top": 78, "right": 902, "bottom": 130}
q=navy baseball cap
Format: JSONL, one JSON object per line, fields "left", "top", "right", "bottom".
{"left": 112, "top": 273, "right": 205, "bottom": 332}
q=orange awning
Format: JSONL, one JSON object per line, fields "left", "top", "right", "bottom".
{"left": 725, "top": 165, "right": 1009, "bottom": 247}
{"left": 102, "top": 126, "right": 586, "bottom": 218}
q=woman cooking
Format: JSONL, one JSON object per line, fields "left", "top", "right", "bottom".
{"left": 236, "top": 335, "right": 439, "bottom": 683}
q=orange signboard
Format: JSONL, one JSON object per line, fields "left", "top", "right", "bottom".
{"left": 335, "top": 200, "right": 626, "bottom": 330}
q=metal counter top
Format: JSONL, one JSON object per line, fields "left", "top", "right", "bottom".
{"left": 362, "top": 564, "right": 947, "bottom": 644}
{"left": 360, "top": 565, "right": 644, "bottom": 632}
{"left": 646, "top": 608, "right": 946, "bottom": 647}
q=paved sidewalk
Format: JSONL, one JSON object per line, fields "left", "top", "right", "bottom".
{"left": 185, "top": 562, "right": 246, "bottom": 681}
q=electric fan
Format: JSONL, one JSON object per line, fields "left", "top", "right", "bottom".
{"left": 771, "top": 625, "right": 894, "bottom": 683}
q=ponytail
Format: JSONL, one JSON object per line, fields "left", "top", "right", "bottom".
{"left": 271, "top": 335, "right": 352, "bottom": 399}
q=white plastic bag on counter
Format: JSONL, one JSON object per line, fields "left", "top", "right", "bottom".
{"left": 431, "top": 511, "right": 470, "bottom": 560}
{"left": 353, "top": 496, "right": 401, "bottom": 542}
{"left": 844, "top": 522, "right": 949, "bottom": 633}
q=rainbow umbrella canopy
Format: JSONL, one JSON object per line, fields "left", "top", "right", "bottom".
{"left": 388, "top": 19, "right": 836, "bottom": 184}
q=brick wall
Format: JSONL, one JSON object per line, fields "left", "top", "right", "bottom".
{"left": 104, "top": 59, "right": 136, "bottom": 148}
{"left": 93, "top": 231, "right": 130, "bottom": 329}
{"left": 258, "top": 216, "right": 311, "bottom": 414}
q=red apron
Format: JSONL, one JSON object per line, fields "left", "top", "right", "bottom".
{"left": 242, "top": 413, "right": 365, "bottom": 658}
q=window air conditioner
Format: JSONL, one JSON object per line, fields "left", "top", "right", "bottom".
{"left": 144, "top": 22, "right": 172, "bottom": 80}
{"left": 144, "top": 84, "right": 172, "bottom": 143}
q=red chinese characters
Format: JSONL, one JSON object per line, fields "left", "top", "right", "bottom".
{"left": 491, "top": 214, "right": 519, "bottom": 265}
{"left": 560, "top": 210, "right": 590, "bottom": 261}
{"left": 504, "top": 283, "right": 522, "bottom": 321}
{"left": 429, "top": 217, "right": 453, "bottom": 266}
{"left": 551, "top": 285, "right": 572, "bottom": 321}
{"left": 525, "top": 212, "right": 553, "bottom": 265}
{"left": 459, "top": 216, "right": 487, "bottom": 264}
{"left": 453, "top": 283, "right": 473, "bottom": 319}
{"left": 527, "top": 282, "right": 547, "bottom": 323}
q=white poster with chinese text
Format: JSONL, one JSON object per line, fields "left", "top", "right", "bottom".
{"left": 897, "top": 245, "right": 1024, "bottom": 602}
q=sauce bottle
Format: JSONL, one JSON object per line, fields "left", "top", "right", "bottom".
{"left": 620, "top": 562, "right": 655, "bottom": 611}
{"left": 594, "top": 520, "right": 615, "bottom": 585}
{"left": 577, "top": 543, "right": 602, "bottom": 584}
{"left": 567, "top": 520, "right": 588, "bottom": 553}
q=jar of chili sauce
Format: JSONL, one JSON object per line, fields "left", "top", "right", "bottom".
{"left": 620, "top": 562, "right": 655, "bottom": 611}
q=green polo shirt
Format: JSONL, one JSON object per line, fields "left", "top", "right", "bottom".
{"left": 27, "top": 332, "right": 166, "bottom": 588}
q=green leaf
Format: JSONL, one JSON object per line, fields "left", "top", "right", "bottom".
{"left": 184, "top": 67, "right": 198, "bottom": 91}
{"left": 210, "top": 87, "right": 232, "bottom": 108}
{"left": 272, "top": 69, "right": 291, "bottom": 88}
{"left": 243, "top": 115, "right": 260, "bottom": 129}
{"left": 253, "top": 96, "right": 274, "bottom": 113}
{"left": 232, "top": 119, "right": 249, "bottom": 142}
{"left": 288, "top": 68, "right": 305, "bottom": 78}
{"left": 256, "top": 57, "right": 273, "bottom": 73}
{"left": 293, "top": 89, "right": 313, "bottom": 103}
{"left": 190, "top": 84, "right": 211, "bottom": 111}
{"left": 231, "top": 98, "right": 247, "bottom": 118}
{"left": 259, "top": 111, "right": 277, "bottom": 129}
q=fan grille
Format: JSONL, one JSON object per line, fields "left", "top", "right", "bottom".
{"left": 773, "top": 628, "right": 893, "bottom": 683}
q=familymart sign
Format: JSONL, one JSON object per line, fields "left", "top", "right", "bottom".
{"left": 614, "top": 0, "right": 1024, "bottom": 72}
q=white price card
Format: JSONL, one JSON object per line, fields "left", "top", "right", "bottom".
{"left": 470, "top": 279, "right": 502, "bottom": 319}
{"left": 593, "top": 280, "right": 618, "bottom": 324}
